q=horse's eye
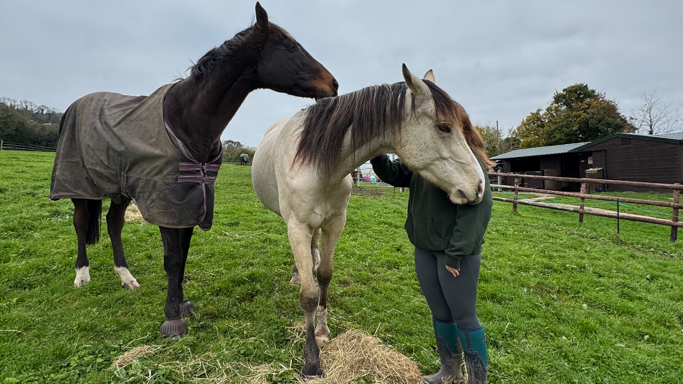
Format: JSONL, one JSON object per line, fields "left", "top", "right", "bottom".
{"left": 286, "top": 44, "right": 299, "bottom": 52}
{"left": 437, "top": 123, "right": 452, "bottom": 133}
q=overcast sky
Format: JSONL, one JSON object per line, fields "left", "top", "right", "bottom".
{"left": 1, "top": 0, "right": 682, "bottom": 147}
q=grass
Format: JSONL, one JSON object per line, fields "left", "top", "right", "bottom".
{"left": 0, "top": 150, "right": 682, "bottom": 383}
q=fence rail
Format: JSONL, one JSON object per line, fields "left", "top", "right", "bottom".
{"left": 0, "top": 140, "right": 56, "bottom": 152}
{"left": 489, "top": 172, "right": 681, "bottom": 241}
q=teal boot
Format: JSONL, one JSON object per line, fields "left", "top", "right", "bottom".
{"left": 423, "top": 318, "right": 464, "bottom": 384}
{"left": 456, "top": 326, "right": 488, "bottom": 384}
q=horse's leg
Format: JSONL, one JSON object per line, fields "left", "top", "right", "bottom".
{"left": 288, "top": 223, "right": 322, "bottom": 379}
{"left": 178, "top": 227, "right": 196, "bottom": 317}
{"left": 158, "top": 226, "right": 188, "bottom": 338}
{"left": 289, "top": 228, "right": 320, "bottom": 285}
{"left": 72, "top": 199, "right": 101, "bottom": 287}
{"left": 106, "top": 198, "right": 140, "bottom": 290}
{"left": 315, "top": 215, "right": 346, "bottom": 345}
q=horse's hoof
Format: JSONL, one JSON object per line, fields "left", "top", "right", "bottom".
{"left": 115, "top": 267, "right": 139, "bottom": 290}
{"left": 74, "top": 266, "right": 90, "bottom": 287}
{"left": 179, "top": 300, "right": 196, "bottom": 317}
{"left": 302, "top": 364, "right": 323, "bottom": 381}
{"left": 315, "top": 334, "right": 330, "bottom": 346}
{"left": 301, "top": 374, "right": 322, "bottom": 382}
{"left": 160, "top": 318, "right": 188, "bottom": 338}
{"left": 121, "top": 280, "right": 140, "bottom": 290}
{"left": 289, "top": 274, "right": 300, "bottom": 285}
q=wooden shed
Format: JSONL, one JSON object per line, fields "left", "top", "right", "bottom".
{"left": 571, "top": 133, "right": 683, "bottom": 192}
{"left": 492, "top": 133, "right": 683, "bottom": 193}
{"left": 491, "top": 142, "right": 590, "bottom": 191}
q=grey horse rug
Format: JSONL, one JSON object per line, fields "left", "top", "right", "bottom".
{"left": 49, "top": 84, "right": 222, "bottom": 230}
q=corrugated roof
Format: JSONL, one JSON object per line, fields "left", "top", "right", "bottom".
{"left": 571, "top": 132, "right": 683, "bottom": 151}
{"left": 492, "top": 142, "right": 589, "bottom": 160}
{"left": 654, "top": 132, "right": 683, "bottom": 140}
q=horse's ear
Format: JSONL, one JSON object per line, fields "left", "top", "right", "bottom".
{"left": 423, "top": 69, "right": 435, "bottom": 83}
{"left": 255, "top": 2, "right": 269, "bottom": 29}
{"left": 403, "top": 64, "right": 430, "bottom": 97}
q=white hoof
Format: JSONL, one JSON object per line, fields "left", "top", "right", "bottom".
{"left": 315, "top": 333, "right": 330, "bottom": 346}
{"left": 74, "top": 266, "right": 91, "bottom": 287}
{"left": 115, "top": 267, "right": 140, "bottom": 290}
{"left": 289, "top": 272, "right": 300, "bottom": 285}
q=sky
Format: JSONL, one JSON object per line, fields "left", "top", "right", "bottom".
{"left": 1, "top": 0, "right": 682, "bottom": 148}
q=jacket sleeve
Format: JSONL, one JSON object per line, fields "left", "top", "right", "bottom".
{"left": 444, "top": 168, "right": 492, "bottom": 269}
{"left": 370, "top": 155, "right": 413, "bottom": 188}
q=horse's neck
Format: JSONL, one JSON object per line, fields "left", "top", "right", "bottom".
{"left": 333, "top": 131, "right": 395, "bottom": 180}
{"left": 164, "top": 45, "right": 260, "bottom": 163}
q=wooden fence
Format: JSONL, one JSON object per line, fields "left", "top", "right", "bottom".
{"left": 0, "top": 140, "right": 56, "bottom": 152}
{"left": 489, "top": 172, "right": 682, "bottom": 242}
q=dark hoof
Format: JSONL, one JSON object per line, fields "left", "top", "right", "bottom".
{"left": 179, "top": 300, "right": 196, "bottom": 317}
{"left": 160, "top": 318, "right": 188, "bottom": 338}
{"left": 301, "top": 366, "right": 322, "bottom": 381}
{"left": 301, "top": 373, "right": 323, "bottom": 382}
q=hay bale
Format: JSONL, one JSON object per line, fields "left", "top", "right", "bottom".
{"left": 309, "top": 329, "right": 423, "bottom": 384}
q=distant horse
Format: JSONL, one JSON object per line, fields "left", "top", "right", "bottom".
{"left": 239, "top": 153, "right": 250, "bottom": 165}
{"left": 49, "top": 2, "right": 337, "bottom": 338}
{"left": 251, "top": 65, "right": 486, "bottom": 379}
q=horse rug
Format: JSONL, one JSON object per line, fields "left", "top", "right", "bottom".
{"left": 49, "top": 84, "right": 222, "bottom": 230}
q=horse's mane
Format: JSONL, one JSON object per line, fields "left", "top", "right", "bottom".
{"left": 189, "top": 22, "right": 289, "bottom": 80}
{"left": 295, "top": 80, "right": 494, "bottom": 176}
{"left": 296, "top": 82, "right": 410, "bottom": 176}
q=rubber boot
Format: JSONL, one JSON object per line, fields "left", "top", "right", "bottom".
{"left": 456, "top": 326, "right": 488, "bottom": 384}
{"left": 423, "top": 318, "right": 464, "bottom": 384}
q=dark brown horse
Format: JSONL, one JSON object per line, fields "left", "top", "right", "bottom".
{"left": 49, "top": 2, "right": 337, "bottom": 338}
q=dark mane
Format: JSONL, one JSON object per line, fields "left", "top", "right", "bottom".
{"left": 295, "top": 82, "right": 410, "bottom": 176}
{"left": 189, "top": 23, "right": 293, "bottom": 80}
{"left": 295, "top": 79, "right": 495, "bottom": 175}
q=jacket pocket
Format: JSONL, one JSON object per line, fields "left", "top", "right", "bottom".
{"left": 426, "top": 217, "right": 445, "bottom": 249}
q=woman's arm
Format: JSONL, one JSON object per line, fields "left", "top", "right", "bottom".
{"left": 370, "top": 155, "right": 413, "bottom": 188}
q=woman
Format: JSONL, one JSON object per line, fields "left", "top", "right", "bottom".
{"left": 371, "top": 153, "right": 493, "bottom": 384}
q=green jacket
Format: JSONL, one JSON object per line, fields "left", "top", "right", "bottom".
{"left": 370, "top": 155, "right": 492, "bottom": 269}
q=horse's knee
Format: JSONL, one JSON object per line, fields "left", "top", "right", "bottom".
{"left": 299, "top": 290, "right": 319, "bottom": 313}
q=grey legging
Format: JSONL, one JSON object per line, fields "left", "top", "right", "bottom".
{"left": 414, "top": 247, "right": 482, "bottom": 329}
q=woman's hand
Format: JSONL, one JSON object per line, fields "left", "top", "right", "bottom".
{"left": 445, "top": 265, "right": 460, "bottom": 277}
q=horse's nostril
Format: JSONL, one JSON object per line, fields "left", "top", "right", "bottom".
{"left": 332, "top": 79, "right": 339, "bottom": 90}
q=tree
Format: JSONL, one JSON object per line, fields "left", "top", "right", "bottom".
{"left": 512, "top": 84, "right": 635, "bottom": 148}
{"left": 475, "top": 123, "right": 520, "bottom": 158}
{"left": 629, "top": 89, "right": 681, "bottom": 135}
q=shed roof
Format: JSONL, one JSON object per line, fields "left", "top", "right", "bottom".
{"left": 571, "top": 132, "right": 683, "bottom": 151}
{"left": 491, "top": 142, "right": 588, "bottom": 160}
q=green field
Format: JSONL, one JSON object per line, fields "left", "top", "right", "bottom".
{"left": 1, "top": 150, "right": 682, "bottom": 383}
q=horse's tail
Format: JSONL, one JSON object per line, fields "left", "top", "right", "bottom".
{"left": 85, "top": 200, "right": 102, "bottom": 245}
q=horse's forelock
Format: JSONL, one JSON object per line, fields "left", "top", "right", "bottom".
{"left": 424, "top": 81, "right": 494, "bottom": 168}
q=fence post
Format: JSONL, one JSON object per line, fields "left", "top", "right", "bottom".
{"left": 1, "top": 140, "right": 3, "bottom": 150}
{"left": 672, "top": 184, "right": 680, "bottom": 242}
{"left": 513, "top": 177, "right": 519, "bottom": 212}
{"left": 617, "top": 199, "right": 620, "bottom": 234}
{"left": 579, "top": 182, "right": 587, "bottom": 223}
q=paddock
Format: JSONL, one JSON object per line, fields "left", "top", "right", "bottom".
{"left": 1, "top": 150, "right": 682, "bottom": 383}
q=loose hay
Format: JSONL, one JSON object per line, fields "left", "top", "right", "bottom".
{"left": 310, "top": 329, "right": 423, "bottom": 384}
{"left": 110, "top": 344, "right": 162, "bottom": 369}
